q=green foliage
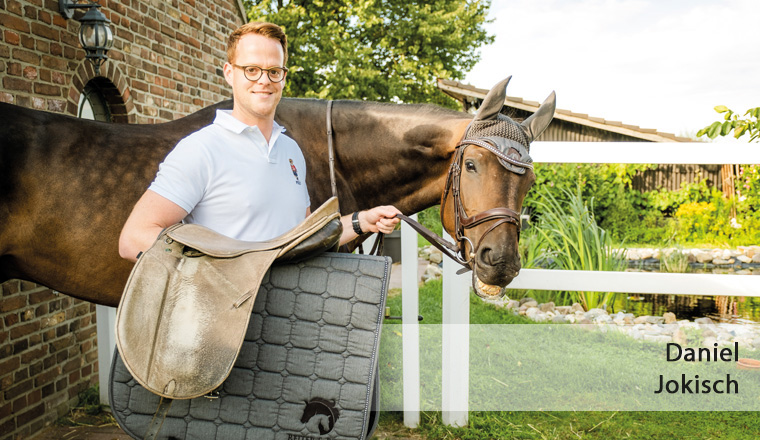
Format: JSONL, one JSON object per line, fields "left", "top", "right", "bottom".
{"left": 524, "top": 163, "right": 654, "bottom": 243}
{"left": 56, "top": 386, "right": 113, "bottom": 427}
{"left": 246, "top": 0, "right": 494, "bottom": 106}
{"left": 525, "top": 162, "right": 760, "bottom": 247}
{"left": 524, "top": 186, "right": 626, "bottom": 310}
{"left": 77, "top": 385, "right": 103, "bottom": 415}
{"left": 648, "top": 176, "right": 719, "bottom": 214}
{"left": 650, "top": 175, "right": 760, "bottom": 246}
{"left": 697, "top": 105, "right": 760, "bottom": 141}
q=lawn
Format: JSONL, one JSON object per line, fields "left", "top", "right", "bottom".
{"left": 373, "top": 279, "right": 760, "bottom": 439}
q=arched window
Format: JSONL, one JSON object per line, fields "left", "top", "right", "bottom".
{"left": 78, "top": 80, "right": 112, "bottom": 122}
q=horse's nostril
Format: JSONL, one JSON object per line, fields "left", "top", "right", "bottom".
{"left": 478, "top": 247, "right": 493, "bottom": 265}
{"left": 478, "top": 247, "right": 506, "bottom": 266}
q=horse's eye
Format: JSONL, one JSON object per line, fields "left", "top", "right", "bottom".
{"left": 465, "top": 160, "right": 477, "bottom": 172}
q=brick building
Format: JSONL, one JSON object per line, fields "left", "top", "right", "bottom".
{"left": 0, "top": 1, "right": 246, "bottom": 438}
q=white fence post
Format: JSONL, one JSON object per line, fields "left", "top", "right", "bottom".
{"left": 96, "top": 305, "right": 116, "bottom": 405}
{"left": 401, "top": 215, "right": 421, "bottom": 428}
{"left": 441, "top": 231, "right": 469, "bottom": 426}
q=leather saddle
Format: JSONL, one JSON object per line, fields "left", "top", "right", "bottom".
{"left": 115, "top": 197, "right": 342, "bottom": 400}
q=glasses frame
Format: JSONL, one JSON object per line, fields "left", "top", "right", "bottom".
{"left": 231, "top": 64, "right": 289, "bottom": 83}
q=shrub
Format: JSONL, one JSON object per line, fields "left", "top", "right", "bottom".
{"left": 524, "top": 185, "right": 626, "bottom": 310}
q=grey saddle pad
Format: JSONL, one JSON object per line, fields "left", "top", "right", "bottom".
{"left": 110, "top": 253, "right": 390, "bottom": 440}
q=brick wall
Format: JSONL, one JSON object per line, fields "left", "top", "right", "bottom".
{"left": 0, "top": 1, "right": 245, "bottom": 438}
{"left": 0, "top": 0, "right": 244, "bottom": 122}
{"left": 0, "top": 281, "right": 98, "bottom": 439}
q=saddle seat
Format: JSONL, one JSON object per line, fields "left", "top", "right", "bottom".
{"left": 115, "top": 197, "right": 341, "bottom": 400}
{"left": 167, "top": 197, "right": 340, "bottom": 260}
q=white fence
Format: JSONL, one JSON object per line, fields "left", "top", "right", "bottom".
{"left": 400, "top": 141, "right": 760, "bottom": 428}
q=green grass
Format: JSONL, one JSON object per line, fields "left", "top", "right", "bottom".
{"left": 375, "top": 410, "right": 760, "bottom": 439}
{"left": 384, "top": 279, "right": 534, "bottom": 326}
{"left": 375, "top": 281, "right": 760, "bottom": 439}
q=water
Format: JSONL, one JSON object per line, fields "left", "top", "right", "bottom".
{"left": 618, "top": 294, "right": 760, "bottom": 323}
{"left": 615, "top": 262, "right": 760, "bottom": 323}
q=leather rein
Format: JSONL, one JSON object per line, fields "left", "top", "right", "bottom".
{"left": 325, "top": 101, "right": 530, "bottom": 270}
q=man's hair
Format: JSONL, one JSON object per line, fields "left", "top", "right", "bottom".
{"left": 227, "top": 21, "right": 288, "bottom": 65}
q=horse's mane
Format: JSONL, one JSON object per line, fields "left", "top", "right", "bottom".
{"left": 331, "top": 99, "right": 467, "bottom": 119}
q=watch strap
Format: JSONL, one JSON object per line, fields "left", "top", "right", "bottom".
{"left": 351, "top": 211, "right": 363, "bottom": 235}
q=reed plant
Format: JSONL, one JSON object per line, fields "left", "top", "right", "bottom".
{"left": 659, "top": 246, "right": 690, "bottom": 273}
{"left": 525, "top": 185, "right": 626, "bottom": 310}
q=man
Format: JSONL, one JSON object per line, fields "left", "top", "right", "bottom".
{"left": 119, "top": 22, "right": 400, "bottom": 262}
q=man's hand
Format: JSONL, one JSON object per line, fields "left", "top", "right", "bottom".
{"left": 359, "top": 205, "right": 402, "bottom": 234}
{"left": 338, "top": 205, "right": 402, "bottom": 245}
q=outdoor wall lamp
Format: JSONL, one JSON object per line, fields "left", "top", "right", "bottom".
{"left": 59, "top": 0, "right": 114, "bottom": 75}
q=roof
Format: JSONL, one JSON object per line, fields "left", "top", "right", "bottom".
{"left": 437, "top": 78, "right": 692, "bottom": 143}
{"left": 235, "top": 0, "right": 247, "bottom": 23}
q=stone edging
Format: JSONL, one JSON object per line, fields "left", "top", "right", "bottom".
{"left": 484, "top": 296, "right": 760, "bottom": 351}
{"left": 624, "top": 246, "right": 760, "bottom": 269}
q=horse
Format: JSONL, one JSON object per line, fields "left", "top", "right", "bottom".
{"left": 0, "top": 76, "right": 554, "bottom": 307}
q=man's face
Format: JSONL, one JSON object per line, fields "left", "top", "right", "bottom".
{"left": 223, "top": 33, "right": 285, "bottom": 123}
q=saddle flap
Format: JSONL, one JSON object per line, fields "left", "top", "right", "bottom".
{"left": 116, "top": 239, "right": 277, "bottom": 399}
{"left": 116, "top": 197, "right": 342, "bottom": 400}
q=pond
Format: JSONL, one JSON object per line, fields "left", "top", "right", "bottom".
{"left": 617, "top": 262, "right": 760, "bottom": 323}
{"left": 618, "top": 293, "right": 760, "bottom": 323}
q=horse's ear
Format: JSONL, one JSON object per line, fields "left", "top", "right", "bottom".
{"left": 473, "top": 76, "right": 512, "bottom": 121}
{"left": 521, "top": 91, "right": 556, "bottom": 143}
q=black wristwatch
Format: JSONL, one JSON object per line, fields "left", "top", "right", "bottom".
{"left": 351, "top": 211, "right": 363, "bottom": 235}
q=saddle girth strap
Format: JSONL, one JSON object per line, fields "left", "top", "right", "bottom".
{"left": 145, "top": 397, "right": 173, "bottom": 440}
{"left": 326, "top": 100, "right": 338, "bottom": 199}
{"left": 327, "top": 100, "right": 387, "bottom": 258}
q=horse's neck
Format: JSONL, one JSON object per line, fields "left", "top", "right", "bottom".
{"left": 325, "top": 101, "right": 470, "bottom": 214}
{"left": 276, "top": 99, "right": 470, "bottom": 214}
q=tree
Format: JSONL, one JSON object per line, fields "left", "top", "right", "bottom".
{"left": 697, "top": 105, "right": 760, "bottom": 142}
{"left": 245, "top": 0, "right": 493, "bottom": 107}
{"left": 697, "top": 105, "right": 760, "bottom": 219}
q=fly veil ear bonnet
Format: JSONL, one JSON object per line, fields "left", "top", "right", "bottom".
{"left": 462, "top": 76, "right": 556, "bottom": 174}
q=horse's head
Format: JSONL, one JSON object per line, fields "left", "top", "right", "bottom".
{"left": 441, "top": 76, "right": 555, "bottom": 299}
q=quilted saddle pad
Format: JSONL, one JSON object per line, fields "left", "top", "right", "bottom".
{"left": 110, "top": 253, "right": 390, "bottom": 440}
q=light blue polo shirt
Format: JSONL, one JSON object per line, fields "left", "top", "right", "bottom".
{"left": 149, "top": 110, "right": 311, "bottom": 241}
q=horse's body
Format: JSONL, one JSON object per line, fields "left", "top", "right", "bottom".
{"left": 0, "top": 78, "right": 553, "bottom": 307}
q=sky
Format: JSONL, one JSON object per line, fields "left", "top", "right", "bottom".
{"left": 463, "top": 0, "right": 759, "bottom": 140}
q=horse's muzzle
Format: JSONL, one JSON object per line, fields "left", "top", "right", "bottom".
{"left": 471, "top": 257, "right": 520, "bottom": 299}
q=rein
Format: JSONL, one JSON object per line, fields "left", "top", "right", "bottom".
{"left": 324, "top": 101, "right": 527, "bottom": 270}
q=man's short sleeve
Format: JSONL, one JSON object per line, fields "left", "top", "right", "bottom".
{"left": 148, "top": 137, "right": 210, "bottom": 213}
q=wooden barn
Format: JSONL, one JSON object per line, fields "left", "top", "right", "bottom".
{"left": 437, "top": 79, "right": 723, "bottom": 192}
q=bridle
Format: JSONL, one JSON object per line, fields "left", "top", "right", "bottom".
{"left": 325, "top": 100, "right": 532, "bottom": 270}
{"left": 438, "top": 138, "right": 530, "bottom": 267}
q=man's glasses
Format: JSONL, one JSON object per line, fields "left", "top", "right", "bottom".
{"left": 232, "top": 64, "right": 288, "bottom": 83}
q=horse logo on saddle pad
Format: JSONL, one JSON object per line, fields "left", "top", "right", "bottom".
{"left": 300, "top": 397, "right": 340, "bottom": 435}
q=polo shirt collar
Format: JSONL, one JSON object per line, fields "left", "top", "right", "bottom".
{"left": 213, "top": 109, "right": 286, "bottom": 139}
